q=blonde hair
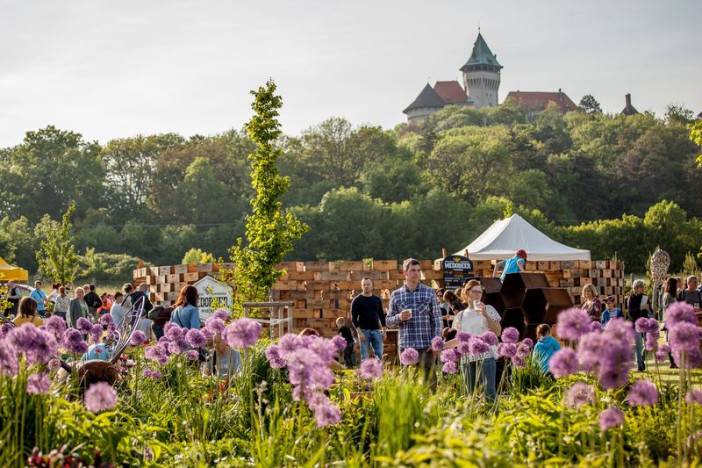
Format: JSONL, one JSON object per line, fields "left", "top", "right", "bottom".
{"left": 581, "top": 284, "right": 598, "bottom": 299}
{"left": 461, "top": 279, "right": 483, "bottom": 302}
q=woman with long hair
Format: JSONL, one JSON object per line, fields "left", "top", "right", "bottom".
{"left": 170, "top": 285, "right": 200, "bottom": 329}
{"left": 13, "top": 296, "right": 43, "bottom": 327}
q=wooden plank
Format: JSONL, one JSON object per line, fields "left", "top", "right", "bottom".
{"left": 373, "top": 260, "right": 398, "bottom": 272}
{"left": 173, "top": 264, "right": 188, "bottom": 274}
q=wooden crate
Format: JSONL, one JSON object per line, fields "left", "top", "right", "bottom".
{"left": 286, "top": 271, "right": 316, "bottom": 281}
{"left": 158, "top": 265, "right": 173, "bottom": 275}
{"left": 304, "top": 261, "right": 329, "bottom": 272}
{"left": 334, "top": 261, "right": 364, "bottom": 271}
{"left": 318, "top": 271, "right": 349, "bottom": 281}
{"left": 166, "top": 273, "right": 181, "bottom": 284}
{"left": 173, "top": 264, "right": 188, "bottom": 274}
{"left": 373, "top": 260, "right": 398, "bottom": 272}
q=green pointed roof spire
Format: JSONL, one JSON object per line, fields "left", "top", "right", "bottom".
{"left": 460, "top": 32, "right": 502, "bottom": 72}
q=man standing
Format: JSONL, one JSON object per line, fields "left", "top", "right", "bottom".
{"left": 84, "top": 284, "right": 102, "bottom": 319}
{"left": 124, "top": 283, "right": 154, "bottom": 314}
{"left": 351, "top": 277, "right": 386, "bottom": 361}
{"left": 387, "top": 258, "right": 442, "bottom": 386}
{"left": 30, "top": 280, "right": 48, "bottom": 318}
{"left": 678, "top": 276, "right": 702, "bottom": 310}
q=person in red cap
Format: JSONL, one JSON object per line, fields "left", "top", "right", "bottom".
{"left": 493, "top": 249, "right": 527, "bottom": 282}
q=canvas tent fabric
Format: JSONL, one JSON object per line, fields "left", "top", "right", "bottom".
{"left": 0, "top": 257, "right": 29, "bottom": 282}
{"left": 455, "top": 214, "right": 591, "bottom": 261}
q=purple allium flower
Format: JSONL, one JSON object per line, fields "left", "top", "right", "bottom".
{"left": 26, "top": 372, "right": 52, "bottom": 395}
{"left": 330, "top": 335, "right": 347, "bottom": 353}
{"left": 185, "top": 350, "right": 199, "bottom": 361}
{"left": 185, "top": 329, "right": 207, "bottom": 348}
{"left": 497, "top": 343, "right": 517, "bottom": 358}
{"left": 201, "top": 327, "right": 215, "bottom": 340}
{"left": 143, "top": 368, "right": 162, "bottom": 379}
{"left": 440, "top": 348, "right": 460, "bottom": 364}
{"left": 400, "top": 348, "right": 419, "bottom": 366}
{"left": 265, "top": 345, "right": 286, "bottom": 368}
{"left": 655, "top": 344, "right": 671, "bottom": 363}
{"left": 589, "top": 321, "right": 603, "bottom": 332}
{"left": 442, "top": 360, "right": 458, "bottom": 374}
{"left": 511, "top": 355, "right": 526, "bottom": 368}
{"left": 521, "top": 338, "right": 534, "bottom": 349}
{"left": 212, "top": 308, "right": 229, "bottom": 321}
{"left": 626, "top": 379, "right": 658, "bottom": 407}
{"left": 549, "top": 348, "right": 578, "bottom": 378}
{"left": 205, "top": 317, "right": 225, "bottom": 335}
{"left": 666, "top": 302, "right": 697, "bottom": 328}
{"left": 165, "top": 322, "right": 185, "bottom": 341}
{"left": 516, "top": 342, "right": 531, "bottom": 359}
{"left": 469, "top": 337, "right": 490, "bottom": 355}
{"left": 669, "top": 322, "right": 702, "bottom": 354}
{"left": 501, "top": 327, "right": 519, "bottom": 344}
{"left": 0, "top": 342, "right": 19, "bottom": 376}
{"left": 89, "top": 324, "right": 103, "bottom": 344}
{"left": 47, "top": 358, "right": 61, "bottom": 371}
{"left": 457, "top": 332, "right": 472, "bottom": 343}
{"left": 635, "top": 318, "right": 659, "bottom": 334}
{"left": 308, "top": 394, "right": 341, "bottom": 427}
{"left": 645, "top": 332, "right": 659, "bottom": 352}
{"left": 278, "top": 333, "right": 302, "bottom": 356}
{"left": 145, "top": 345, "right": 168, "bottom": 365}
{"left": 76, "top": 317, "right": 93, "bottom": 333}
{"left": 358, "top": 358, "right": 383, "bottom": 380}
{"left": 674, "top": 347, "right": 702, "bottom": 369}
{"left": 480, "top": 331, "right": 498, "bottom": 346}
{"left": 685, "top": 389, "right": 702, "bottom": 406}
{"left": 598, "top": 367, "right": 628, "bottom": 390}
{"left": 457, "top": 340, "right": 471, "bottom": 355}
{"left": 99, "top": 314, "right": 113, "bottom": 326}
{"left": 44, "top": 315, "right": 67, "bottom": 339}
{"left": 84, "top": 382, "right": 118, "bottom": 412}
{"left": 576, "top": 331, "right": 604, "bottom": 372}
{"left": 130, "top": 330, "right": 147, "bottom": 346}
{"left": 223, "top": 318, "right": 261, "bottom": 349}
{"left": 430, "top": 336, "right": 443, "bottom": 352}
{"left": 557, "top": 307, "right": 592, "bottom": 342}
{"left": 167, "top": 341, "right": 184, "bottom": 355}
{"left": 564, "top": 382, "right": 595, "bottom": 409}
{"left": 599, "top": 407, "right": 624, "bottom": 431}
{"left": 7, "top": 324, "right": 58, "bottom": 365}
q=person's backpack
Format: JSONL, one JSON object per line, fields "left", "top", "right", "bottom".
{"left": 148, "top": 305, "right": 164, "bottom": 321}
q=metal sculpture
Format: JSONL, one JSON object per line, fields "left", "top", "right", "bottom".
{"left": 649, "top": 248, "right": 670, "bottom": 318}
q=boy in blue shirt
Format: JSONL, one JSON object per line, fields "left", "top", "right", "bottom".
{"left": 600, "top": 296, "right": 623, "bottom": 325}
{"left": 494, "top": 249, "right": 527, "bottom": 282}
{"left": 533, "top": 324, "right": 560, "bottom": 375}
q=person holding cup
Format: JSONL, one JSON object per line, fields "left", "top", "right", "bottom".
{"left": 387, "top": 258, "right": 442, "bottom": 387}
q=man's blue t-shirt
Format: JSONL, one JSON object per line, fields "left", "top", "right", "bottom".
{"left": 500, "top": 256, "right": 525, "bottom": 281}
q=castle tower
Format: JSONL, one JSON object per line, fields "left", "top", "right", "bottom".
{"left": 460, "top": 32, "right": 502, "bottom": 108}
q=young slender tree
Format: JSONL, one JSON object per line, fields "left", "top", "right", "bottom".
{"left": 36, "top": 202, "right": 80, "bottom": 285}
{"left": 230, "top": 80, "right": 308, "bottom": 305}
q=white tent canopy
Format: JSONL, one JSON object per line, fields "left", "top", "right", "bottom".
{"left": 454, "top": 214, "right": 591, "bottom": 261}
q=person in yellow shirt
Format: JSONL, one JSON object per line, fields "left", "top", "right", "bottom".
{"left": 13, "top": 297, "right": 43, "bottom": 327}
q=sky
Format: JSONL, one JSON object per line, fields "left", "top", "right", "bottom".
{"left": 1, "top": 0, "right": 700, "bottom": 147}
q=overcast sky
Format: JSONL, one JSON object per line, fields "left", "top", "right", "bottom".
{"left": 1, "top": 0, "right": 700, "bottom": 147}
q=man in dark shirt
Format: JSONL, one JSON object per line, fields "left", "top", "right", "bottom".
{"left": 351, "top": 277, "right": 386, "bottom": 361}
{"left": 336, "top": 317, "right": 355, "bottom": 367}
{"left": 678, "top": 276, "right": 702, "bottom": 309}
{"left": 83, "top": 284, "right": 103, "bottom": 319}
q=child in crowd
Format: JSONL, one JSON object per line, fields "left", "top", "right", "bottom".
{"left": 206, "top": 335, "right": 242, "bottom": 381}
{"left": 600, "top": 295, "right": 623, "bottom": 325}
{"left": 336, "top": 317, "right": 355, "bottom": 367}
{"left": 533, "top": 324, "right": 560, "bottom": 376}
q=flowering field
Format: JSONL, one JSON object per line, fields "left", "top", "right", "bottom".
{"left": 2, "top": 304, "right": 702, "bottom": 467}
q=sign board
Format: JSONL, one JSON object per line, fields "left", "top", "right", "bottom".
{"left": 442, "top": 255, "right": 474, "bottom": 289}
{"left": 193, "top": 275, "right": 233, "bottom": 320}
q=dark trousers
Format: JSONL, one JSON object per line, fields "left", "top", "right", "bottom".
{"left": 152, "top": 323, "right": 165, "bottom": 341}
{"left": 343, "top": 342, "right": 355, "bottom": 367}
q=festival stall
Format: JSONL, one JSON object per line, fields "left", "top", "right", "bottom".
{"left": 0, "top": 257, "right": 29, "bottom": 283}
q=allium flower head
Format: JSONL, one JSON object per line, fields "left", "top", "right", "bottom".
{"left": 635, "top": 317, "right": 659, "bottom": 334}
{"left": 501, "top": 327, "right": 519, "bottom": 344}
{"left": 469, "top": 337, "right": 489, "bottom": 355}
{"left": 76, "top": 317, "right": 93, "bottom": 333}
{"left": 516, "top": 342, "right": 531, "bottom": 359}
{"left": 84, "top": 382, "right": 118, "bottom": 412}
{"left": 549, "top": 348, "right": 578, "bottom": 378}
{"left": 265, "top": 345, "right": 286, "bottom": 368}
{"left": 212, "top": 308, "right": 229, "bottom": 321}
{"left": 521, "top": 338, "right": 534, "bottom": 349}
{"left": 457, "top": 340, "right": 471, "bottom": 355}
{"left": 99, "top": 314, "right": 113, "bottom": 326}
{"left": 599, "top": 407, "right": 624, "bottom": 431}
{"left": 669, "top": 322, "right": 702, "bottom": 354}
{"left": 400, "top": 348, "right": 419, "bottom": 366}
{"left": 457, "top": 332, "right": 472, "bottom": 343}
{"left": 143, "top": 368, "right": 162, "bottom": 379}
{"left": 130, "top": 330, "right": 147, "bottom": 346}
{"left": 480, "top": 331, "right": 498, "bottom": 346}
{"left": 205, "top": 317, "right": 225, "bottom": 335}
{"left": 358, "top": 358, "right": 383, "bottom": 380}
{"left": 223, "top": 318, "right": 261, "bottom": 349}
{"left": 497, "top": 342, "right": 517, "bottom": 358}
{"left": 430, "top": 336, "right": 443, "bottom": 352}
{"left": 7, "top": 324, "right": 58, "bottom": 365}
{"left": 655, "top": 343, "right": 671, "bottom": 363}
{"left": 556, "top": 308, "right": 591, "bottom": 342}
{"left": 440, "top": 348, "right": 460, "bottom": 364}
{"left": 165, "top": 322, "right": 185, "bottom": 341}
{"left": 26, "top": 372, "right": 52, "bottom": 395}
{"left": 626, "top": 379, "right": 658, "bottom": 407}
{"left": 0, "top": 343, "right": 19, "bottom": 377}
{"left": 89, "top": 324, "right": 103, "bottom": 344}
{"left": 442, "top": 361, "right": 458, "bottom": 374}
{"left": 511, "top": 355, "right": 526, "bottom": 368}
{"left": 645, "top": 332, "right": 659, "bottom": 352}
{"left": 44, "top": 315, "right": 67, "bottom": 338}
{"left": 308, "top": 394, "right": 341, "bottom": 427}
{"left": 330, "top": 335, "right": 347, "bottom": 353}
{"left": 589, "top": 321, "right": 603, "bottom": 332}
{"left": 185, "top": 329, "right": 207, "bottom": 348}
{"left": 63, "top": 328, "right": 88, "bottom": 354}
{"left": 185, "top": 350, "right": 199, "bottom": 361}
{"left": 565, "top": 382, "right": 595, "bottom": 409}
{"left": 666, "top": 302, "right": 697, "bottom": 328}
{"left": 685, "top": 389, "right": 702, "bottom": 406}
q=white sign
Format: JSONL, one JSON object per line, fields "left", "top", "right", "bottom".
{"left": 193, "top": 275, "right": 233, "bottom": 320}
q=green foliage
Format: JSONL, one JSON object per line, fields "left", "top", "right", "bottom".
{"left": 78, "top": 248, "right": 145, "bottom": 282}
{"left": 181, "top": 247, "right": 215, "bottom": 265}
{"left": 35, "top": 202, "right": 79, "bottom": 284}
{"left": 230, "top": 80, "right": 309, "bottom": 305}
{"left": 578, "top": 94, "right": 603, "bottom": 114}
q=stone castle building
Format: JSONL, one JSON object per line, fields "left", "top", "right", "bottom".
{"left": 403, "top": 32, "right": 577, "bottom": 124}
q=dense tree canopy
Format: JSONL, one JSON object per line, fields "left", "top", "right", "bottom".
{"left": 1, "top": 100, "right": 701, "bottom": 277}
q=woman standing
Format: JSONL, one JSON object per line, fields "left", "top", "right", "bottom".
{"left": 53, "top": 286, "right": 70, "bottom": 321}
{"left": 581, "top": 284, "right": 602, "bottom": 322}
{"left": 13, "top": 297, "right": 43, "bottom": 327}
{"left": 627, "top": 279, "right": 652, "bottom": 372}
{"left": 661, "top": 278, "right": 678, "bottom": 315}
{"left": 449, "top": 279, "right": 502, "bottom": 401}
{"left": 68, "top": 287, "right": 89, "bottom": 328}
{"left": 170, "top": 285, "right": 201, "bottom": 329}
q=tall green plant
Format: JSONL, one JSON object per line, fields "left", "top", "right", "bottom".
{"left": 35, "top": 202, "right": 79, "bottom": 285}
{"left": 229, "top": 80, "right": 308, "bottom": 306}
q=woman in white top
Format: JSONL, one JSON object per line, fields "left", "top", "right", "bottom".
{"left": 448, "top": 279, "right": 502, "bottom": 401}
{"left": 53, "top": 286, "right": 71, "bottom": 320}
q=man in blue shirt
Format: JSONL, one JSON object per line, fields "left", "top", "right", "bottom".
{"left": 30, "top": 280, "right": 47, "bottom": 318}
{"left": 387, "top": 258, "right": 442, "bottom": 387}
{"left": 493, "top": 249, "right": 527, "bottom": 282}
{"left": 533, "top": 324, "right": 560, "bottom": 375}
{"left": 600, "top": 296, "right": 623, "bottom": 325}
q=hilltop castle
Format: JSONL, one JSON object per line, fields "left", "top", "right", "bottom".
{"left": 403, "top": 32, "right": 578, "bottom": 123}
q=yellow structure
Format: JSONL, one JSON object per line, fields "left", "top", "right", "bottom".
{"left": 0, "top": 257, "right": 29, "bottom": 282}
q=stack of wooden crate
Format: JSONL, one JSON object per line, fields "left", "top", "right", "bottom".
{"left": 132, "top": 263, "right": 234, "bottom": 305}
